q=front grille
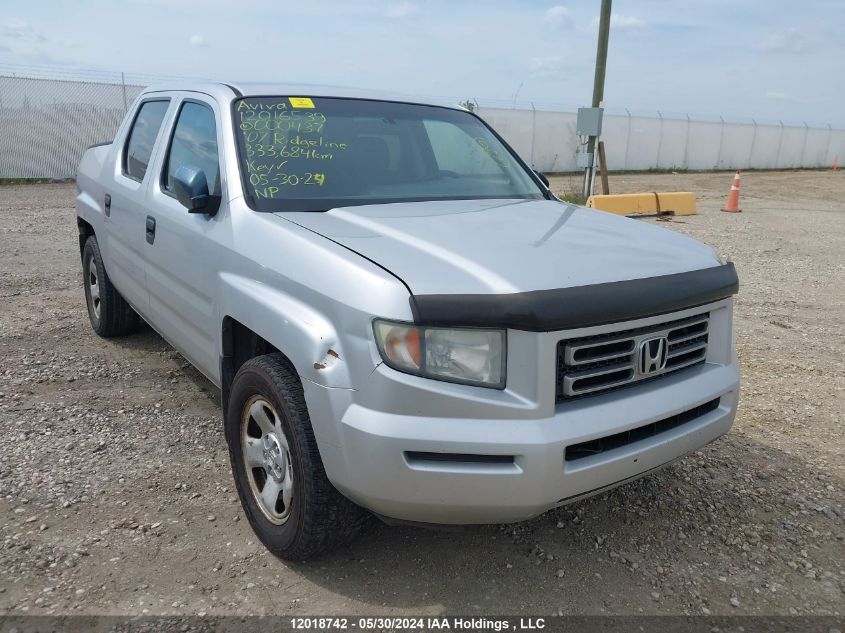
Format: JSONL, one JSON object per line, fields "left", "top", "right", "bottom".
{"left": 564, "top": 398, "right": 721, "bottom": 462}
{"left": 557, "top": 313, "right": 709, "bottom": 401}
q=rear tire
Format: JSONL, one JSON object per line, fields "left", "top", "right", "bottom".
{"left": 82, "top": 236, "right": 139, "bottom": 337}
{"left": 226, "top": 354, "right": 366, "bottom": 561}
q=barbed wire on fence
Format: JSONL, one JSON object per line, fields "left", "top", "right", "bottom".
{"left": 0, "top": 62, "right": 204, "bottom": 88}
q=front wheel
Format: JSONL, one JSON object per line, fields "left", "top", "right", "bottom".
{"left": 225, "top": 354, "right": 366, "bottom": 560}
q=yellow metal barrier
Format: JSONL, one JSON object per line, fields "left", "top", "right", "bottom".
{"left": 586, "top": 192, "right": 696, "bottom": 216}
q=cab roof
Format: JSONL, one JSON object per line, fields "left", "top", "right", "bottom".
{"left": 141, "top": 81, "right": 467, "bottom": 111}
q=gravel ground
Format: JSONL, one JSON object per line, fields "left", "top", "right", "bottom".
{"left": 0, "top": 171, "right": 843, "bottom": 617}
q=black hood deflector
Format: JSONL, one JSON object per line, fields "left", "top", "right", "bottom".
{"left": 410, "top": 263, "right": 739, "bottom": 331}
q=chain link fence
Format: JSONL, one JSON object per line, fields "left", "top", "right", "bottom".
{"left": 0, "top": 74, "right": 145, "bottom": 179}
{"left": 1, "top": 64, "right": 843, "bottom": 179}
{"left": 479, "top": 106, "right": 845, "bottom": 173}
{"left": 0, "top": 63, "right": 198, "bottom": 180}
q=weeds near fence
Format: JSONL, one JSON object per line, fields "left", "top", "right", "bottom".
{"left": 544, "top": 172, "right": 589, "bottom": 204}
{"left": 558, "top": 193, "right": 588, "bottom": 205}
{"left": 1, "top": 178, "right": 69, "bottom": 185}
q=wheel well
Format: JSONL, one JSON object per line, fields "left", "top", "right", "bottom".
{"left": 220, "top": 316, "right": 296, "bottom": 410}
{"left": 77, "top": 218, "right": 95, "bottom": 259}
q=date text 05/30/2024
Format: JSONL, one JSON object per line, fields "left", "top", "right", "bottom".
{"left": 290, "top": 617, "right": 547, "bottom": 631}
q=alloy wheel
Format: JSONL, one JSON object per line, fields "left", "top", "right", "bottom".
{"left": 241, "top": 396, "right": 294, "bottom": 524}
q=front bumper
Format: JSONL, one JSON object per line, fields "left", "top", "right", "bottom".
{"left": 305, "top": 300, "right": 739, "bottom": 524}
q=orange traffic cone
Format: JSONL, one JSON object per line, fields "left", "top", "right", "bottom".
{"left": 721, "top": 170, "right": 742, "bottom": 213}
{"left": 833, "top": 155, "right": 840, "bottom": 172}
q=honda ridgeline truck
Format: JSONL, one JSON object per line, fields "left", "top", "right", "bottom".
{"left": 75, "top": 82, "right": 739, "bottom": 560}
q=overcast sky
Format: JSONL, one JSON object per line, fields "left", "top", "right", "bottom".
{"left": 1, "top": 0, "right": 843, "bottom": 125}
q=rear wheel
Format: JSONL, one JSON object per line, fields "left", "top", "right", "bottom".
{"left": 82, "top": 236, "right": 139, "bottom": 337}
{"left": 226, "top": 354, "right": 366, "bottom": 560}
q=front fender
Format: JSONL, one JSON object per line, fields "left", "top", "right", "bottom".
{"left": 218, "top": 272, "right": 353, "bottom": 388}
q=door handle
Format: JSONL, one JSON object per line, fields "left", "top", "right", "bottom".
{"left": 145, "top": 215, "right": 156, "bottom": 245}
{"left": 104, "top": 194, "right": 111, "bottom": 217}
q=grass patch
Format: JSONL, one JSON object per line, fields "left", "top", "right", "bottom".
{"left": 0, "top": 178, "right": 73, "bottom": 185}
{"left": 558, "top": 192, "right": 588, "bottom": 205}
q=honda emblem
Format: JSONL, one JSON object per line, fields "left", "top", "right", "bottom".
{"left": 638, "top": 336, "right": 668, "bottom": 375}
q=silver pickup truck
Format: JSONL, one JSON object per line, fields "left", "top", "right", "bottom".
{"left": 75, "top": 82, "right": 739, "bottom": 560}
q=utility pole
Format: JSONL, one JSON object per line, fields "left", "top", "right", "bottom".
{"left": 582, "top": 0, "right": 612, "bottom": 198}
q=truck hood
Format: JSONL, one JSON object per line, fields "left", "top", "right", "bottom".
{"left": 280, "top": 199, "right": 721, "bottom": 295}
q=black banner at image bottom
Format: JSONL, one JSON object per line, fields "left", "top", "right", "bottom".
{"left": 0, "top": 615, "right": 843, "bottom": 633}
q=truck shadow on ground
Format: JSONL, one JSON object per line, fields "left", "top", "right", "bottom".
{"left": 114, "top": 321, "right": 222, "bottom": 407}
{"left": 286, "top": 436, "right": 842, "bottom": 614}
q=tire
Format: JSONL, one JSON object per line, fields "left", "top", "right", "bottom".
{"left": 226, "top": 354, "right": 366, "bottom": 561}
{"left": 82, "top": 236, "right": 139, "bottom": 337}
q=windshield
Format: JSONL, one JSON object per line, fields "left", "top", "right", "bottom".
{"left": 233, "top": 96, "right": 546, "bottom": 212}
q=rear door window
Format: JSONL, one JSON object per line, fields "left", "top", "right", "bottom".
{"left": 123, "top": 100, "right": 170, "bottom": 181}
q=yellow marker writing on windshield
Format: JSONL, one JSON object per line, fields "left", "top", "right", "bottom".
{"left": 288, "top": 97, "right": 315, "bottom": 109}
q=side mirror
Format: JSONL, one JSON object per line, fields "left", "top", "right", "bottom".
{"left": 173, "top": 165, "right": 219, "bottom": 214}
{"left": 534, "top": 170, "right": 550, "bottom": 189}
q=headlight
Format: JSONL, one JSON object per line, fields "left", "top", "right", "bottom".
{"left": 373, "top": 319, "right": 506, "bottom": 389}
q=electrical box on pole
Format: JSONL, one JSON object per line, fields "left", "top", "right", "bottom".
{"left": 575, "top": 108, "right": 603, "bottom": 171}
{"left": 576, "top": 107, "right": 603, "bottom": 137}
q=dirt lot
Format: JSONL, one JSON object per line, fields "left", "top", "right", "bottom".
{"left": 1, "top": 171, "right": 843, "bottom": 617}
